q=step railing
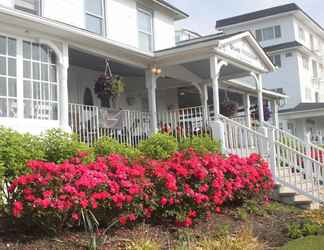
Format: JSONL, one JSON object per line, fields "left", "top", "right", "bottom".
{"left": 270, "top": 128, "right": 323, "bottom": 203}
{"left": 217, "top": 114, "right": 270, "bottom": 159}
{"left": 217, "top": 116, "right": 324, "bottom": 203}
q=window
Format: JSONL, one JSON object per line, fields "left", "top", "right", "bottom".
{"left": 299, "top": 27, "right": 305, "bottom": 41}
{"left": 255, "top": 25, "right": 281, "bottom": 42}
{"left": 22, "top": 41, "right": 58, "bottom": 120}
{"left": 270, "top": 54, "right": 282, "bottom": 67}
{"left": 310, "top": 34, "right": 314, "bottom": 50}
{"left": 15, "top": 0, "right": 41, "bottom": 15}
{"left": 137, "top": 7, "right": 153, "bottom": 51}
{"left": 315, "top": 92, "right": 320, "bottom": 103}
{"left": 286, "top": 52, "right": 293, "bottom": 57}
{"left": 302, "top": 55, "right": 309, "bottom": 70}
{"left": 85, "top": 0, "right": 104, "bottom": 35}
{"left": 312, "top": 60, "right": 318, "bottom": 78}
{"left": 0, "top": 36, "right": 17, "bottom": 118}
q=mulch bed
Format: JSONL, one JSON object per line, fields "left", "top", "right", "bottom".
{"left": 0, "top": 203, "right": 303, "bottom": 250}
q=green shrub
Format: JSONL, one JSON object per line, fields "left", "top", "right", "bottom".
{"left": 287, "top": 221, "right": 322, "bottom": 239}
{"left": 138, "top": 133, "right": 177, "bottom": 160}
{"left": 41, "top": 129, "right": 92, "bottom": 163}
{"left": 179, "top": 136, "right": 221, "bottom": 155}
{"left": 0, "top": 127, "right": 45, "bottom": 203}
{"left": 94, "top": 137, "right": 140, "bottom": 160}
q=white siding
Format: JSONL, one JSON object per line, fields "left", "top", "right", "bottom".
{"left": 154, "top": 8, "right": 175, "bottom": 50}
{"left": 0, "top": 0, "right": 13, "bottom": 8}
{"left": 42, "top": 0, "right": 85, "bottom": 29}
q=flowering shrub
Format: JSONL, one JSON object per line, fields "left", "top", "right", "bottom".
{"left": 9, "top": 150, "right": 274, "bottom": 231}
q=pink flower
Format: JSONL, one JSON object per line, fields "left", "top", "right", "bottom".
{"left": 119, "top": 216, "right": 128, "bottom": 225}
{"left": 80, "top": 199, "right": 89, "bottom": 208}
{"left": 72, "top": 212, "right": 80, "bottom": 221}
{"left": 160, "top": 197, "right": 168, "bottom": 206}
{"left": 12, "top": 201, "right": 23, "bottom": 218}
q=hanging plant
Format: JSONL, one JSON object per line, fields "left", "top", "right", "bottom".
{"left": 252, "top": 105, "right": 272, "bottom": 122}
{"left": 94, "top": 59, "right": 125, "bottom": 108}
{"left": 220, "top": 101, "right": 239, "bottom": 118}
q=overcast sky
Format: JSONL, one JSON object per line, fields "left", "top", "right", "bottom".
{"left": 167, "top": 0, "right": 324, "bottom": 35}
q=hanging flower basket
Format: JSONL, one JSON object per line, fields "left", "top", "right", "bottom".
{"left": 252, "top": 105, "right": 272, "bottom": 122}
{"left": 220, "top": 101, "right": 239, "bottom": 117}
{"left": 94, "top": 59, "right": 125, "bottom": 108}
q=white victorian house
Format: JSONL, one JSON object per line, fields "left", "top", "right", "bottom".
{"left": 0, "top": 0, "right": 324, "bottom": 209}
{"left": 216, "top": 3, "right": 324, "bottom": 143}
{"left": 0, "top": 0, "right": 284, "bottom": 143}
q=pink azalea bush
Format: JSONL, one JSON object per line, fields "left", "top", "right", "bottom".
{"left": 9, "top": 150, "right": 274, "bottom": 230}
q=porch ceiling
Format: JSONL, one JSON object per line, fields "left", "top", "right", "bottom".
{"left": 182, "top": 59, "right": 249, "bottom": 80}
{"left": 69, "top": 48, "right": 145, "bottom": 77}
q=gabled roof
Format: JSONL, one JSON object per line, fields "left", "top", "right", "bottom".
{"left": 264, "top": 41, "right": 303, "bottom": 52}
{"left": 280, "top": 103, "right": 324, "bottom": 114}
{"left": 153, "top": 0, "right": 189, "bottom": 20}
{"left": 216, "top": 3, "right": 324, "bottom": 33}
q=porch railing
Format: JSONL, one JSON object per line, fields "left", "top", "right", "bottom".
{"left": 157, "top": 106, "right": 211, "bottom": 140}
{"left": 68, "top": 103, "right": 150, "bottom": 147}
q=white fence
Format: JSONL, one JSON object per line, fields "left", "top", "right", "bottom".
{"left": 68, "top": 103, "right": 150, "bottom": 147}
{"left": 157, "top": 106, "right": 211, "bottom": 140}
{"left": 217, "top": 115, "right": 324, "bottom": 203}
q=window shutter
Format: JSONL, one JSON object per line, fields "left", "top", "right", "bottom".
{"left": 255, "top": 29, "right": 262, "bottom": 42}
{"left": 274, "top": 25, "right": 281, "bottom": 38}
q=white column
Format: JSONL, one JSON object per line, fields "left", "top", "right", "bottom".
{"left": 145, "top": 69, "right": 158, "bottom": 134}
{"left": 252, "top": 73, "right": 264, "bottom": 126}
{"left": 210, "top": 56, "right": 220, "bottom": 116}
{"left": 271, "top": 99, "right": 279, "bottom": 128}
{"left": 243, "top": 93, "right": 251, "bottom": 128}
{"left": 16, "top": 38, "right": 24, "bottom": 120}
{"left": 210, "top": 56, "right": 227, "bottom": 117}
{"left": 59, "top": 42, "right": 70, "bottom": 131}
{"left": 200, "top": 82, "right": 209, "bottom": 122}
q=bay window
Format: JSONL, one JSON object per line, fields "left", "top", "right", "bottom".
{"left": 255, "top": 25, "right": 281, "bottom": 42}
{"left": 23, "top": 42, "right": 58, "bottom": 120}
{"left": 137, "top": 7, "right": 153, "bottom": 51}
{"left": 0, "top": 36, "right": 17, "bottom": 118}
{"left": 85, "top": 0, "right": 105, "bottom": 35}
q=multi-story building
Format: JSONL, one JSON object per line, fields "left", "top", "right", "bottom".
{"left": 216, "top": 3, "right": 324, "bottom": 141}
{"left": 0, "top": 0, "right": 280, "bottom": 139}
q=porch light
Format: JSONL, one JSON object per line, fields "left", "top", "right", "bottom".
{"left": 151, "top": 66, "right": 162, "bottom": 76}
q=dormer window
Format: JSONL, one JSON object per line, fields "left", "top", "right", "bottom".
{"left": 15, "top": 0, "right": 41, "bottom": 15}
{"left": 85, "top": 0, "right": 105, "bottom": 35}
{"left": 137, "top": 7, "right": 153, "bottom": 52}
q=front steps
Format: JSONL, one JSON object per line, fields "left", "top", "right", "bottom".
{"left": 272, "top": 184, "right": 321, "bottom": 210}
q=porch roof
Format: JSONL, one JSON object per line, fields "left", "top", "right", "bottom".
{"left": 223, "top": 80, "right": 288, "bottom": 100}
{"left": 279, "top": 103, "right": 324, "bottom": 119}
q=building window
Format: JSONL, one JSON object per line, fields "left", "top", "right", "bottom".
{"left": 255, "top": 25, "right": 281, "bottom": 42}
{"left": 315, "top": 92, "right": 320, "bottom": 103}
{"left": 0, "top": 36, "right": 17, "bottom": 118}
{"left": 299, "top": 27, "right": 305, "bottom": 41}
{"left": 302, "top": 55, "right": 309, "bottom": 70}
{"left": 15, "top": 0, "right": 41, "bottom": 15}
{"left": 22, "top": 42, "right": 58, "bottom": 120}
{"left": 85, "top": 0, "right": 104, "bottom": 35}
{"left": 305, "top": 88, "right": 312, "bottom": 101}
{"left": 312, "top": 60, "right": 318, "bottom": 78}
{"left": 270, "top": 54, "right": 282, "bottom": 67}
{"left": 137, "top": 7, "right": 153, "bottom": 51}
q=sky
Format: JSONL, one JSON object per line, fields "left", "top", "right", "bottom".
{"left": 167, "top": 0, "right": 324, "bottom": 35}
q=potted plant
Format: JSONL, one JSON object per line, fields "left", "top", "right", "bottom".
{"left": 94, "top": 59, "right": 125, "bottom": 108}
{"left": 220, "top": 100, "right": 239, "bottom": 117}
{"left": 253, "top": 105, "right": 272, "bottom": 122}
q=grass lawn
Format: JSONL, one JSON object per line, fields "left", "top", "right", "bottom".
{"left": 279, "top": 236, "right": 324, "bottom": 250}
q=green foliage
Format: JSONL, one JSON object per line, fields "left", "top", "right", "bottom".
{"left": 0, "top": 127, "right": 44, "bottom": 182}
{"left": 279, "top": 236, "right": 324, "bottom": 250}
{"left": 287, "top": 221, "right": 322, "bottom": 239}
{"left": 41, "top": 129, "right": 92, "bottom": 163}
{"left": 138, "top": 133, "right": 177, "bottom": 160}
{"left": 94, "top": 137, "right": 140, "bottom": 160}
{"left": 179, "top": 136, "right": 221, "bottom": 155}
